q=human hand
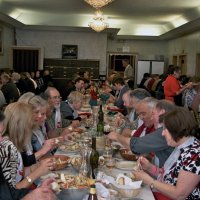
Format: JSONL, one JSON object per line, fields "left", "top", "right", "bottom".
{"left": 132, "top": 170, "right": 154, "bottom": 185}
{"left": 22, "top": 186, "right": 56, "bottom": 200}
{"left": 38, "top": 157, "right": 55, "bottom": 175}
{"left": 41, "top": 178, "right": 55, "bottom": 188}
{"left": 115, "top": 114, "right": 125, "bottom": 127}
{"left": 52, "top": 136, "right": 64, "bottom": 146}
{"left": 185, "top": 82, "right": 193, "bottom": 89}
{"left": 42, "top": 139, "right": 57, "bottom": 153}
{"left": 108, "top": 95, "right": 115, "bottom": 103}
{"left": 61, "top": 127, "right": 71, "bottom": 135}
{"left": 107, "top": 131, "right": 118, "bottom": 141}
{"left": 71, "top": 120, "right": 80, "bottom": 128}
{"left": 138, "top": 156, "right": 153, "bottom": 172}
{"left": 65, "top": 133, "right": 75, "bottom": 141}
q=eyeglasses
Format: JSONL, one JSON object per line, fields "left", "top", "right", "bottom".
{"left": 50, "top": 96, "right": 62, "bottom": 100}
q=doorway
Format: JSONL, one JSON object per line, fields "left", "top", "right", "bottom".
{"left": 178, "top": 55, "right": 187, "bottom": 75}
{"left": 108, "top": 53, "right": 137, "bottom": 75}
{"left": 196, "top": 53, "right": 200, "bottom": 77}
{"left": 172, "top": 55, "right": 178, "bottom": 66}
{"left": 107, "top": 52, "right": 138, "bottom": 86}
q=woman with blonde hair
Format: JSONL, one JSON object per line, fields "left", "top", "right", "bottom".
{"left": 18, "top": 95, "right": 58, "bottom": 166}
{"left": 0, "top": 102, "right": 53, "bottom": 189}
{"left": 28, "top": 96, "right": 58, "bottom": 155}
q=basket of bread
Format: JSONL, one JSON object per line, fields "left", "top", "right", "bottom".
{"left": 52, "top": 155, "right": 70, "bottom": 170}
{"left": 111, "top": 174, "right": 142, "bottom": 198}
{"left": 119, "top": 148, "right": 138, "bottom": 161}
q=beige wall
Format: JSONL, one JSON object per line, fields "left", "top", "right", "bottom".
{"left": 0, "top": 23, "right": 14, "bottom": 69}
{"left": 107, "top": 39, "right": 168, "bottom": 61}
{"left": 15, "top": 29, "right": 107, "bottom": 74}
{"left": 168, "top": 31, "right": 200, "bottom": 76}
{"left": 0, "top": 24, "right": 200, "bottom": 77}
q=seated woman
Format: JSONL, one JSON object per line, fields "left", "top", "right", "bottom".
{"left": 28, "top": 95, "right": 59, "bottom": 156}
{"left": 182, "top": 76, "right": 200, "bottom": 109}
{"left": 62, "top": 91, "right": 85, "bottom": 124}
{"left": 18, "top": 94, "right": 57, "bottom": 166}
{"left": 133, "top": 107, "right": 200, "bottom": 200}
{"left": 1, "top": 102, "right": 54, "bottom": 189}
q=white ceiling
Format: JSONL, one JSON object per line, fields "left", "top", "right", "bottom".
{"left": 1, "top": 0, "right": 200, "bottom": 40}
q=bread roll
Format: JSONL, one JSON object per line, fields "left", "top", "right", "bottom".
{"left": 117, "top": 177, "right": 125, "bottom": 185}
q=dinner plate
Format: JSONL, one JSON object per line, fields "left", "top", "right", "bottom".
{"left": 115, "top": 161, "right": 137, "bottom": 171}
{"left": 107, "top": 106, "right": 123, "bottom": 112}
{"left": 79, "top": 107, "right": 91, "bottom": 112}
{"left": 78, "top": 112, "right": 92, "bottom": 117}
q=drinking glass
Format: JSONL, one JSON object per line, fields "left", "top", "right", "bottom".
{"left": 106, "top": 157, "right": 115, "bottom": 171}
{"left": 102, "top": 148, "right": 112, "bottom": 161}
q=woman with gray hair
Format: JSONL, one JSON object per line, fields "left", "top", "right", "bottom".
{"left": 61, "top": 91, "right": 85, "bottom": 127}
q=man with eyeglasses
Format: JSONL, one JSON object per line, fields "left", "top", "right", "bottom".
{"left": 107, "top": 99, "right": 174, "bottom": 167}
{"left": 115, "top": 89, "right": 151, "bottom": 134}
{"left": 44, "top": 87, "right": 75, "bottom": 137}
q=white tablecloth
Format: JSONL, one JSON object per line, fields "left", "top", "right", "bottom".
{"left": 55, "top": 150, "right": 155, "bottom": 200}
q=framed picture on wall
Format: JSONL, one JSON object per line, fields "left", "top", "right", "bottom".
{"left": 0, "top": 27, "right": 3, "bottom": 55}
{"left": 62, "top": 45, "right": 78, "bottom": 59}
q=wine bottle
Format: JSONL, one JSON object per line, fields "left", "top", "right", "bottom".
{"left": 88, "top": 184, "right": 98, "bottom": 200}
{"left": 90, "top": 137, "right": 99, "bottom": 179}
{"left": 97, "top": 105, "right": 104, "bottom": 136}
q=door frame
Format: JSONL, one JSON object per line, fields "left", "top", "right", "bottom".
{"left": 107, "top": 52, "right": 138, "bottom": 87}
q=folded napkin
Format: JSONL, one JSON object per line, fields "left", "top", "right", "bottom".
{"left": 102, "top": 173, "right": 142, "bottom": 189}
{"left": 96, "top": 182, "right": 110, "bottom": 199}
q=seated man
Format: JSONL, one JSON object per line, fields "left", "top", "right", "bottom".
{"left": 115, "top": 89, "right": 151, "bottom": 132}
{"left": 109, "top": 77, "right": 129, "bottom": 114}
{"left": 65, "top": 77, "right": 86, "bottom": 97}
{"left": 122, "top": 97, "right": 158, "bottom": 138}
{"left": 43, "top": 87, "right": 76, "bottom": 137}
{"left": 108, "top": 99, "right": 175, "bottom": 167}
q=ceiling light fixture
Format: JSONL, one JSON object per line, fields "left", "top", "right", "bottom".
{"left": 84, "top": 0, "right": 114, "bottom": 9}
{"left": 88, "top": 10, "right": 109, "bottom": 32}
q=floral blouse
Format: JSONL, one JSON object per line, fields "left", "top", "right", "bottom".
{"left": 163, "top": 138, "right": 200, "bottom": 199}
{"left": 183, "top": 89, "right": 197, "bottom": 108}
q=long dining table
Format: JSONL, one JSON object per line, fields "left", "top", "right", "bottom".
{"left": 54, "top": 146, "right": 156, "bottom": 200}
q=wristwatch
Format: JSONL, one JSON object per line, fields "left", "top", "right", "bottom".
{"left": 26, "top": 176, "right": 32, "bottom": 184}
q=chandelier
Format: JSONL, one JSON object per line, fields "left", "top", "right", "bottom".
{"left": 84, "top": 0, "right": 115, "bottom": 9}
{"left": 88, "top": 10, "right": 109, "bottom": 32}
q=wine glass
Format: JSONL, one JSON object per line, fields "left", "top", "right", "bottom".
{"left": 106, "top": 157, "right": 115, "bottom": 171}
{"left": 102, "top": 148, "right": 112, "bottom": 161}
{"left": 93, "top": 168, "right": 105, "bottom": 181}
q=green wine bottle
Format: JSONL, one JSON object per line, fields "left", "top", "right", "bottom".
{"left": 97, "top": 105, "right": 104, "bottom": 136}
{"left": 90, "top": 137, "right": 99, "bottom": 179}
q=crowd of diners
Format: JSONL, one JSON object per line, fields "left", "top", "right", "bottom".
{"left": 0, "top": 64, "right": 199, "bottom": 200}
